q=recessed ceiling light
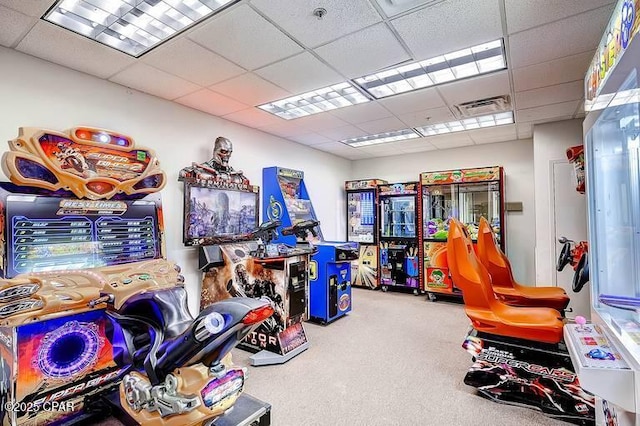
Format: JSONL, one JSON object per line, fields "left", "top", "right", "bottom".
{"left": 258, "top": 82, "right": 370, "bottom": 120}
{"left": 42, "top": 0, "right": 238, "bottom": 57}
{"left": 415, "top": 111, "right": 514, "bottom": 136}
{"left": 353, "top": 39, "right": 507, "bottom": 99}
{"left": 341, "top": 128, "right": 421, "bottom": 147}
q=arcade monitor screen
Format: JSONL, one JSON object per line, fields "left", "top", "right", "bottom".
{"left": 183, "top": 184, "right": 258, "bottom": 246}
{"left": 5, "top": 194, "right": 162, "bottom": 278}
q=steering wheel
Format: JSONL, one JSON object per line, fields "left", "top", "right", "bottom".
{"left": 556, "top": 242, "right": 573, "bottom": 272}
{"left": 572, "top": 253, "right": 589, "bottom": 293}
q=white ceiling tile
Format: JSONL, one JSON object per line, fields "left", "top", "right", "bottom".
{"left": 438, "top": 71, "right": 511, "bottom": 107}
{"left": 0, "top": 0, "right": 51, "bottom": 17}
{"left": 317, "top": 125, "right": 368, "bottom": 141}
{"left": 357, "top": 116, "right": 407, "bottom": 134}
{"left": 393, "top": 137, "right": 437, "bottom": 150}
{"left": 257, "top": 121, "right": 309, "bottom": 138}
{"left": 516, "top": 100, "right": 581, "bottom": 122}
{"left": 254, "top": 52, "right": 343, "bottom": 93}
{"left": 392, "top": 0, "right": 502, "bottom": 60}
{"left": 16, "top": 21, "right": 134, "bottom": 79}
{"left": 512, "top": 51, "right": 593, "bottom": 91}
{"left": 427, "top": 133, "right": 475, "bottom": 149}
{"left": 373, "top": 0, "right": 447, "bottom": 18}
{"left": 515, "top": 81, "right": 584, "bottom": 110}
{"left": 378, "top": 87, "right": 446, "bottom": 115}
{"left": 290, "top": 133, "right": 334, "bottom": 145}
{"left": 175, "top": 89, "right": 249, "bottom": 116}
{"left": 401, "top": 143, "right": 438, "bottom": 153}
{"left": 188, "top": 4, "right": 302, "bottom": 70}
{"left": 109, "top": 63, "right": 200, "bottom": 100}
{"left": 210, "top": 73, "right": 290, "bottom": 106}
{"left": 250, "top": 0, "right": 382, "bottom": 48}
{"left": 329, "top": 102, "right": 393, "bottom": 124}
{"left": 0, "top": 5, "right": 34, "bottom": 47}
{"left": 222, "top": 108, "right": 285, "bottom": 128}
{"left": 517, "top": 122, "right": 533, "bottom": 139}
{"left": 143, "top": 38, "right": 245, "bottom": 86}
{"left": 468, "top": 124, "right": 518, "bottom": 144}
{"left": 311, "top": 141, "right": 353, "bottom": 152}
{"left": 397, "top": 107, "right": 456, "bottom": 127}
{"left": 341, "top": 151, "right": 373, "bottom": 160}
{"left": 505, "top": 0, "right": 615, "bottom": 34}
{"left": 315, "top": 23, "right": 411, "bottom": 78}
{"left": 293, "top": 113, "right": 349, "bottom": 133}
{"left": 508, "top": 6, "right": 613, "bottom": 68}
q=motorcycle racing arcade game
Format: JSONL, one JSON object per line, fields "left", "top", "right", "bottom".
{"left": 0, "top": 127, "right": 273, "bottom": 426}
{"left": 345, "top": 179, "right": 387, "bottom": 289}
{"left": 564, "top": 1, "right": 640, "bottom": 423}
{"left": 263, "top": 167, "right": 358, "bottom": 324}
{"left": 419, "top": 166, "right": 505, "bottom": 301}
{"left": 180, "top": 141, "right": 311, "bottom": 366}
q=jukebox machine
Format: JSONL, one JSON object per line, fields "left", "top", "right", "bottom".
{"left": 377, "top": 182, "right": 421, "bottom": 294}
{"left": 345, "top": 179, "right": 387, "bottom": 289}
{"left": 263, "top": 167, "right": 358, "bottom": 324}
{"left": 564, "top": 1, "right": 640, "bottom": 424}
{"left": 180, "top": 141, "right": 311, "bottom": 366}
{"left": 419, "top": 167, "right": 504, "bottom": 301}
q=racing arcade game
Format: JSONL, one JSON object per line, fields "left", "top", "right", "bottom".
{"left": 377, "top": 182, "right": 421, "bottom": 294}
{"left": 564, "top": 2, "right": 640, "bottom": 424}
{"left": 419, "top": 167, "right": 504, "bottom": 301}
{"left": 345, "top": 179, "right": 387, "bottom": 289}
{"left": 263, "top": 167, "right": 358, "bottom": 324}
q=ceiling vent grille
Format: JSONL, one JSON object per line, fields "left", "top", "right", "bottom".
{"left": 454, "top": 95, "right": 512, "bottom": 118}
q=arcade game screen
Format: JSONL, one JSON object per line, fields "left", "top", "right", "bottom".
{"left": 184, "top": 184, "right": 258, "bottom": 245}
{"left": 277, "top": 175, "right": 323, "bottom": 242}
{"left": 380, "top": 196, "right": 416, "bottom": 238}
{"left": 347, "top": 191, "right": 375, "bottom": 243}
{"left": 5, "top": 195, "right": 161, "bottom": 278}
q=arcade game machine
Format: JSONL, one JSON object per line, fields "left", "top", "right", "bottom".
{"left": 0, "top": 127, "right": 272, "bottom": 426}
{"left": 263, "top": 167, "right": 358, "bottom": 324}
{"left": 419, "top": 167, "right": 504, "bottom": 301}
{"left": 345, "top": 179, "right": 387, "bottom": 289}
{"left": 179, "top": 139, "right": 311, "bottom": 366}
{"left": 377, "top": 182, "right": 421, "bottom": 294}
{"left": 564, "top": 1, "right": 640, "bottom": 424}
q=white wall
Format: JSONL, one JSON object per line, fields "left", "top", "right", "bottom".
{"left": 0, "top": 47, "right": 350, "bottom": 313}
{"left": 350, "top": 140, "right": 536, "bottom": 284}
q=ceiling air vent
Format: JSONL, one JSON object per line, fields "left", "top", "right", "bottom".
{"left": 454, "top": 95, "right": 512, "bottom": 118}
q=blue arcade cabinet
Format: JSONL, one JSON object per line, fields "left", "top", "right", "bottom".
{"left": 262, "top": 167, "right": 358, "bottom": 324}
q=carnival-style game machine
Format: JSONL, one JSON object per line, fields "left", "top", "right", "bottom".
{"left": 263, "top": 167, "right": 358, "bottom": 324}
{"left": 419, "top": 167, "right": 504, "bottom": 301}
{"left": 181, "top": 139, "right": 310, "bottom": 366}
{"left": 0, "top": 127, "right": 273, "bottom": 426}
{"left": 564, "top": 0, "right": 640, "bottom": 424}
{"left": 345, "top": 179, "right": 387, "bottom": 289}
{"left": 377, "top": 182, "right": 421, "bottom": 294}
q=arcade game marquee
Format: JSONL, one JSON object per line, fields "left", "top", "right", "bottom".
{"left": 263, "top": 167, "right": 358, "bottom": 324}
{"left": 419, "top": 167, "right": 504, "bottom": 301}
{"left": 0, "top": 127, "right": 272, "bottom": 426}
{"left": 180, "top": 138, "right": 311, "bottom": 366}
{"left": 564, "top": 0, "right": 640, "bottom": 424}
{"left": 377, "top": 182, "right": 421, "bottom": 294}
{"left": 345, "top": 179, "right": 387, "bottom": 290}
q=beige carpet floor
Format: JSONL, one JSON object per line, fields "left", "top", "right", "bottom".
{"left": 98, "top": 288, "right": 567, "bottom": 426}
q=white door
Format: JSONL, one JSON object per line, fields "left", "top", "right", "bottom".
{"left": 552, "top": 160, "right": 590, "bottom": 318}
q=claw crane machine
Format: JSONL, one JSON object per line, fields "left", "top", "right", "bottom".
{"left": 419, "top": 167, "right": 504, "bottom": 301}
{"left": 563, "top": 1, "right": 640, "bottom": 424}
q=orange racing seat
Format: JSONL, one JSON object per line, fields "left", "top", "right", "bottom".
{"left": 446, "top": 219, "right": 563, "bottom": 344}
{"left": 476, "top": 217, "right": 570, "bottom": 311}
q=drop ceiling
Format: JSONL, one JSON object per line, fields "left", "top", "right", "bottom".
{"left": 0, "top": 0, "right": 616, "bottom": 160}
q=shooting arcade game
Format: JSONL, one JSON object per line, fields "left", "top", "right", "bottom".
{"left": 564, "top": 1, "right": 640, "bottom": 424}
{"left": 181, "top": 139, "right": 310, "bottom": 366}
{"left": 345, "top": 179, "right": 387, "bottom": 289}
{"left": 263, "top": 167, "right": 358, "bottom": 324}
{"left": 377, "top": 182, "right": 421, "bottom": 294}
{"left": 0, "top": 127, "right": 273, "bottom": 426}
{"left": 419, "top": 167, "right": 504, "bottom": 301}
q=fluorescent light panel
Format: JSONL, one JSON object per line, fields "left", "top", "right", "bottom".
{"left": 43, "top": 0, "right": 236, "bottom": 57}
{"left": 257, "top": 82, "right": 370, "bottom": 120}
{"left": 354, "top": 39, "right": 507, "bottom": 99}
{"left": 342, "top": 129, "right": 420, "bottom": 147}
{"left": 415, "top": 111, "right": 514, "bottom": 136}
